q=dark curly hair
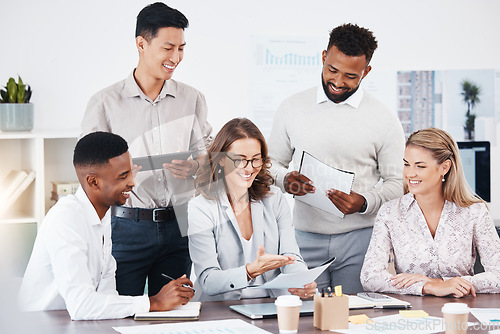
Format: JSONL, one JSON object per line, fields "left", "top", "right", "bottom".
{"left": 327, "top": 23, "right": 378, "bottom": 64}
{"left": 195, "top": 118, "right": 273, "bottom": 202}
{"left": 73, "top": 132, "right": 128, "bottom": 167}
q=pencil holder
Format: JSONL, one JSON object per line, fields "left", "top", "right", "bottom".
{"left": 313, "top": 294, "right": 349, "bottom": 330}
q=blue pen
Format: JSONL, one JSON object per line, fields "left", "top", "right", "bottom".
{"left": 161, "top": 273, "right": 195, "bottom": 292}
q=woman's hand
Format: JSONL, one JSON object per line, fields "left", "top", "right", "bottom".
{"left": 422, "top": 277, "right": 476, "bottom": 298}
{"left": 289, "top": 281, "right": 317, "bottom": 299}
{"left": 390, "top": 273, "right": 435, "bottom": 289}
{"left": 246, "top": 245, "right": 295, "bottom": 279}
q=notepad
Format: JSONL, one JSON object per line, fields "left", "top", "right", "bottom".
{"left": 134, "top": 302, "right": 201, "bottom": 321}
{"left": 400, "top": 310, "right": 429, "bottom": 318}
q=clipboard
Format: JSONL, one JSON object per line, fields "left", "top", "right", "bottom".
{"left": 132, "top": 151, "right": 192, "bottom": 171}
{"left": 295, "top": 151, "right": 355, "bottom": 218}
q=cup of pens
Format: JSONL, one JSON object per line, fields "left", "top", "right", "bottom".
{"left": 275, "top": 295, "right": 302, "bottom": 334}
{"left": 313, "top": 285, "right": 349, "bottom": 331}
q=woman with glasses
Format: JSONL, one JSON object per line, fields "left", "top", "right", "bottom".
{"left": 188, "top": 118, "right": 316, "bottom": 301}
{"left": 361, "top": 128, "right": 500, "bottom": 298}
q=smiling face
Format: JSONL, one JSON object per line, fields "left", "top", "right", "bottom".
{"left": 321, "top": 45, "right": 371, "bottom": 103}
{"left": 403, "top": 145, "right": 450, "bottom": 198}
{"left": 220, "top": 138, "right": 263, "bottom": 193}
{"left": 96, "top": 151, "right": 135, "bottom": 208}
{"left": 136, "top": 27, "right": 185, "bottom": 81}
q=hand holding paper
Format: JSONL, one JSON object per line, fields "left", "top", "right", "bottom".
{"left": 325, "top": 189, "right": 366, "bottom": 215}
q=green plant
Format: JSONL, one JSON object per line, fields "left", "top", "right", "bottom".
{"left": 460, "top": 79, "right": 481, "bottom": 140}
{"left": 0, "top": 76, "right": 32, "bottom": 103}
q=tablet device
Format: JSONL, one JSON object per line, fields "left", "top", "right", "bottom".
{"left": 132, "top": 151, "right": 192, "bottom": 171}
{"left": 229, "top": 300, "right": 314, "bottom": 319}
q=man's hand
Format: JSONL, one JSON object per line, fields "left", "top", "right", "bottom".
{"left": 422, "top": 277, "right": 476, "bottom": 298}
{"left": 163, "top": 159, "right": 199, "bottom": 180}
{"left": 288, "top": 281, "right": 317, "bottom": 299}
{"left": 246, "top": 245, "right": 296, "bottom": 279}
{"left": 149, "top": 274, "right": 194, "bottom": 311}
{"left": 284, "top": 171, "right": 315, "bottom": 196}
{"left": 326, "top": 189, "right": 365, "bottom": 215}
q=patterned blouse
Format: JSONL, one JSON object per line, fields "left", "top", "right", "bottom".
{"left": 361, "top": 193, "right": 500, "bottom": 295}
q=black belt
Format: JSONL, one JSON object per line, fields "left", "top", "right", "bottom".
{"left": 111, "top": 206, "right": 176, "bottom": 222}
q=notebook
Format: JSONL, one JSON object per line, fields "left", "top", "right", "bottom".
{"left": 134, "top": 302, "right": 201, "bottom": 321}
{"left": 230, "top": 295, "right": 411, "bottom": 319}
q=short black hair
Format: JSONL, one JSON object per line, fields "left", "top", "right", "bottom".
{"left": 74, "top": 132, "right": 128, "bottom": 167}
{"left": 327, "top": 23, "right": 378, "bottom": 64}
{"left": 136, "top": 2, "right": 189, "bottom": 41}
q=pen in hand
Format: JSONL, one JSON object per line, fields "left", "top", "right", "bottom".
{"left": 161, "top": 273, "right": 195, "bottom": 292}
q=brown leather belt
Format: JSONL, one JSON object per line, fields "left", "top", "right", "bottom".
{"left": 111, "top": 206, "right": 176, "bottom": 222}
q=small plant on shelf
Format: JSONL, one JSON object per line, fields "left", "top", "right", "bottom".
{"left": 0, "top": 76, "right": 32, "bottom": 103}
{"left": 0, "top": 75, "right": 34, "bottom": 131}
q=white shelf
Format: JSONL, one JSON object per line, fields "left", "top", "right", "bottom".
{"left": 0, "top": 130, "right": 78, "bottom": 225}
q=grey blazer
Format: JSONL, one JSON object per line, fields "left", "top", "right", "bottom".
{"left": 187, "top": 185, "right": 308, "bottom": 301}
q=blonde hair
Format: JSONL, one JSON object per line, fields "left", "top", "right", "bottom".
{"left": 405, "top": 127, "right": 484, "bottom": 207}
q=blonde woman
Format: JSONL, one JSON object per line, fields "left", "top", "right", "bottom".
{"left": 361, "top": 128, "right": 500, "bottom": 297}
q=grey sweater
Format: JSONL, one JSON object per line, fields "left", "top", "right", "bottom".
{"left": 268, "top": 87, "right": 405, "bottom": 234}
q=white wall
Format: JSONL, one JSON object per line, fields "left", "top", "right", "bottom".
{"left": 1, "top": 0, "right": 499, "bottom": 218}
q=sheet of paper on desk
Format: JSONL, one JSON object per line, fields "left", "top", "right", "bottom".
{"left": 113, "top": 319, "right": 271, "bottom": 334}
{"left": 333, "top": 314, "right": 474, "bottom": 334}
{"left": 295, "top": 151, "right": 354, "bottom": 218}
{"left": 249, "top": 256, "right": 335, "bottom": 289}
{"left": 470, "top": 308, "right": 500, "bottom": 324}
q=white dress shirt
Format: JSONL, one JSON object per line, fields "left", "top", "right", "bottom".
{"left": 18, "top": 188, "right": 149, "bottom": 320}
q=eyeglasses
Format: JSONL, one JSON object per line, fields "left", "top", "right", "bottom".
{"left": 226, "top": 154, "right": 265, "bottom": 169}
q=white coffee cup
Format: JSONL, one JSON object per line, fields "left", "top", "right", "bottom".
{"left": 441, "top": 303, "right": 470, "bottom": 334}
{"left": 275, "top": 295, "right": 302, "bottom": 334}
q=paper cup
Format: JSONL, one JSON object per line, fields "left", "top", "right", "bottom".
{"left": 275, "top": 295, "right": 302, "bottom": 334}
{"left": 441, "top": 303, "right": 469, "bottom": 334}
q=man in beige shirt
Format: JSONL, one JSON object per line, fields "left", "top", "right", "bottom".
{"left": 81, "top": 3, "right": 212, "bottom": 297}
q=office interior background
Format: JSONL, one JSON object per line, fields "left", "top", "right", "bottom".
{"left": 1, "top": 0, "right": 500, "bottom": 277}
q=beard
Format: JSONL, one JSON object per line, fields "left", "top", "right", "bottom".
{"left": 321, "top": 73, "right": 359, "bottom": 103}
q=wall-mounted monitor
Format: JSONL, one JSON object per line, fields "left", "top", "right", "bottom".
{"left": 457, "top": 141, "right": 490, "bottom": 202}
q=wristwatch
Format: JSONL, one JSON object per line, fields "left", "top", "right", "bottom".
{"left": 360, "top": 198, "right": 367, "bottom": 213}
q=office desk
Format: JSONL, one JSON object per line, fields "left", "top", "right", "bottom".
{"left": 15, "top": 294, "right": 500, "bottom": 333}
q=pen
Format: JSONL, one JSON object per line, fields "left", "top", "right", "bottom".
{"left": 161, "top": 273, "right": 195, "bottom": 292}
{"left": 374, "top": 305, "right": 411, "bottom": 309}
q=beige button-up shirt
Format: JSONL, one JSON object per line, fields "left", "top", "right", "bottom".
{"left": 81, "top": 72, "right": 212, "bottom": 209}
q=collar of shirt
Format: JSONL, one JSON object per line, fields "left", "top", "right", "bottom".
{"left": 123, "top": 71, "right": 176, "bottom": 102}
{"left": 400, "top": 192, "right": 451, "bottom": 213}
{"left": 75, "top": 187, "right": 111, "bottom": 226}
{"left": 316, "top": 84, "right": 364, "bottom": 109}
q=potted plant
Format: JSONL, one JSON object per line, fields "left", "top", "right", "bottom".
{"left": 0, "top": 76, "right": 34, "bottom": 131}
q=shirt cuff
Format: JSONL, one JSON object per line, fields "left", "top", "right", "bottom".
{"left": 274, "top": 168, "right": 289, "bottom": 193}
{"left": 133, "top": 295, "right": 150, "bottom": 314}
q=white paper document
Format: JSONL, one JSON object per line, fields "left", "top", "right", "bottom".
{"left": 470, "top": 308, "right": 500, "bottom": 325}
{"left": 249, "top": 257, "right": 335, "bottom": 289}
{"left": 295, "top": 151, "right": 354, "bottom": 218}
{"left": 113, "top": 319, "right": 271, "bottom": 334}
{"left": 334, "top": 314, "right": 474, "bottom": 334}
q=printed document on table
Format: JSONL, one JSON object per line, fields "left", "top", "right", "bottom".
{"left": 114, "top": 319, "right": 271, "bottom": 334}
{"left": 249, "top": 257, "right": 335, "bottom": 289}
{"left": 334, "top": 314, "right": 474, "bottom": 334}
{"left": 295, "top": 151, "right": 355, "bottom": 218}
